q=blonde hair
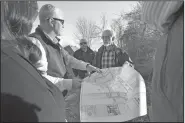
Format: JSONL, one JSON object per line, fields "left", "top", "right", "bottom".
{"left": 1, "top": 1, "right": 38, "bottom": 53}
{"left": 1, "top": 1, "right": 38, "bottom": 40}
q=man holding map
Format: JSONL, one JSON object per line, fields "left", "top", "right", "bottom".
{"left": 94, "top": 29, "right": 133, "bottom": 69}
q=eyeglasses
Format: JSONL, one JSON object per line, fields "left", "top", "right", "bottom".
{"left": 53, "top": 18, "right": 64, "bottom": 25}
{"left": 80, "top": 42, "right": 87, "bottom": 45}
{"left": 102, "top": 36, "right": 112, "bottom": 39}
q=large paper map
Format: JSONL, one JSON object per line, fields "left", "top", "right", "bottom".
{"left": 80, "top": 62, "right": 147, "bottom": 122}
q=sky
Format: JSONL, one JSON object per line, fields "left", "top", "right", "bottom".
{"left": 32, "top": 1, "right": 138, "bottom": 50}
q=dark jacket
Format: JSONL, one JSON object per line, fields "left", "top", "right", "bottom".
{"left": 1, "top": 40, "right": 66, "bottom": 122}
{"left": 73, "top": 47, "right": 95, "bottom": 79}
{"left": 94, "top": 44, "right": 132, "bottom": 69}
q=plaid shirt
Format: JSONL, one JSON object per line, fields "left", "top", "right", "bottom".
{"left": 101, "top": 47, "right": 116, "bottom": 69}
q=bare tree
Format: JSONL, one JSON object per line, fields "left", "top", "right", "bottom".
{"left": 109, "top": 2, "right": 163, "bottom": 78}
{"left": 94, "top": 13, "right": 108, "bottom": 39}
{"left": 74, "top": 14, "right": 109, "bottom": 48}
{"left": 111, "top": 18, "right": 126, "bottom": 46}
{"left": 74, "top": 17, "right": 101, "bottom": 47}
{"left": 99, "top": 13, "right": 108, "bottom": 33}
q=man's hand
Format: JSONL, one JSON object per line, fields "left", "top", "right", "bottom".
{"left": 72, "top": 78, "right": 82, "bottom": 89}
{"left": 86, "top": 64, "right": 102, "bottom": 75}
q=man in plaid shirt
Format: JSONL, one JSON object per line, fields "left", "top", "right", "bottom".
{"left": 94, "top": 30, "right": 133, "bottom": 69}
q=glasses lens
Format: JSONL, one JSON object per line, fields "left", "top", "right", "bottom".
{"left": 60, "top": 20, "right": 64, "bottom": 25}
{"left": 102, "top": 36, "right": 111, "bottom": 39}
{"left": 53, "top": 18, "right": 64, "bottom": 25}
{"left": 80, "top": 42, "right": 87, "bottom": 45}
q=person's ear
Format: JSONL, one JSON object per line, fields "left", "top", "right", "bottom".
{"left": 112, "top": 36, "right": 115, "bottom": 41}
{"left": 48, "top": 18, "right": 54, "bottom": 27}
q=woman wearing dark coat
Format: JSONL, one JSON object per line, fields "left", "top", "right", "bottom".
{"left": 1, "top": 1, "right": 66, "bottom": 122}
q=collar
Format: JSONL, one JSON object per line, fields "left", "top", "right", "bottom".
{"left": 35, "top": 26, "right": 61, "bottom": 50}
{"left": 39, "top": 26, "right": 59, "bottom": 44}
{"left": 42, "top": 31, "right": 53, "bottom": 40}
{"left": 80, "top": 48, "right": 88, "bottom": 52}
{"left": 104, "top": 44, "right": 117, "bottom": 51}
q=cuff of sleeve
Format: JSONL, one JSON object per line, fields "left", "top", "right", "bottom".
{"left": 55, "top": 78, "right": 65, "bottom": 92}
{"left": 63, "top": 79, "right": 73, "bottom": 90}
{"left": 55, "top": 79, "right": 72, "bottom": 91}
{"left": 80, "top": 61, "right": 89, "bottom": 70}
{"left": 86, "top": 63, "right": 90, "bottom": 70}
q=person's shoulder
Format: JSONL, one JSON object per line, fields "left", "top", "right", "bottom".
{"left": 97, "top": 45, "right": 104, "bottom": 52}
{"left": 29, "top": 29, "right": 42, "bottom": 43}
{"left": 113, "top": 46, "right": 122, "bottom": 54}
{"left": 1, "top": 47, "right": 14, "bottom": 64}
{"left": 88, "top": 47, "right": 94, "bottom": 53}
{"left": 74, "top": 49, "right": 81, "bottom": 54}
{"left": 1, "top": 40, "right": 20, "bottom": 62}
{"left": 114, "top": 46, "right": 129, "bottom": 56}
{"left": 73, "top": 49, "right": 81, "bottom": 57}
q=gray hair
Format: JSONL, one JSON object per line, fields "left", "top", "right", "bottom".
{"left": 39, "top": 4, "right": 56, "bottom": 22}
{"left": 102, "top": 29, "right": 113, "bottom": 37}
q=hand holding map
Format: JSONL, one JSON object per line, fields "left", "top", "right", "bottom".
{"left": 80, "top": 62, "right": 147, "bottom": 122}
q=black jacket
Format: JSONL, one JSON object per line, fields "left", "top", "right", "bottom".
{"left": 73, "top": 47, "right": 95, "bottom": 79}
{"left": 1, "top": 40, "right": 66, "bottom": 122}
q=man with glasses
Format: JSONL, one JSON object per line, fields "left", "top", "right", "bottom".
{"left": 29, "top": 4, "right": 101, "bottom": 97}
{"left": 73, "top": 39, "right": 95, "bottom": 79}
{"left": 95, "top": 29, "right": 133, "bottom": 69}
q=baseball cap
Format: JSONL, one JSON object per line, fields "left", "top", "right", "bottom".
{"left": 102, "top": 30, "right": 113, "bottom": 37}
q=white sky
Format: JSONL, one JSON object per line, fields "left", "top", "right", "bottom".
{"left": 32, "top": 1, "right": 138, "bottom": 50}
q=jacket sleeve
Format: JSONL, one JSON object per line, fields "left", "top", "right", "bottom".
{"left": 117, "top": 50, "right": 133, "bottom": 66}
{"left": 42, "top": 73, "right": 72, "bottom": 92}
{"left": 91, "top": 51, "right": 95, "bottom": 65}
{"left": 61, "top": 48, "right": 88, "bottom": 70}
{"left": 93, "top": 47, "right": 103, "bottom": 69}
{"left": 92, "top": 52, "right": 97, "bottom": 67}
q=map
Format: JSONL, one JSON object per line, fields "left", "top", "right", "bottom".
{"left": 80, "top": 62, "right": 147, "bottom": 122}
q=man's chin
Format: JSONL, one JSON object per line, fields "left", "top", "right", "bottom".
{"left": 57, "top": 33, "right": 63, "bottom": 36}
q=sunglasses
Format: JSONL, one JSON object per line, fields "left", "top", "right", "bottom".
{"left": 102, "top": 36, "right": 112, "bottom": 38}
{"left": 80, "top": 42, "right": 87, "bottom": 45}
{"left": 48, "top": 18, "right": 64, "bottom": 25}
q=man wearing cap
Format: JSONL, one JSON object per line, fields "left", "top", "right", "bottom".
{"left": 94, "top": 29, "right": 133, "bottom": 69}
{"left": 73, "top": 39, "right": 95, "bottom": 79}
